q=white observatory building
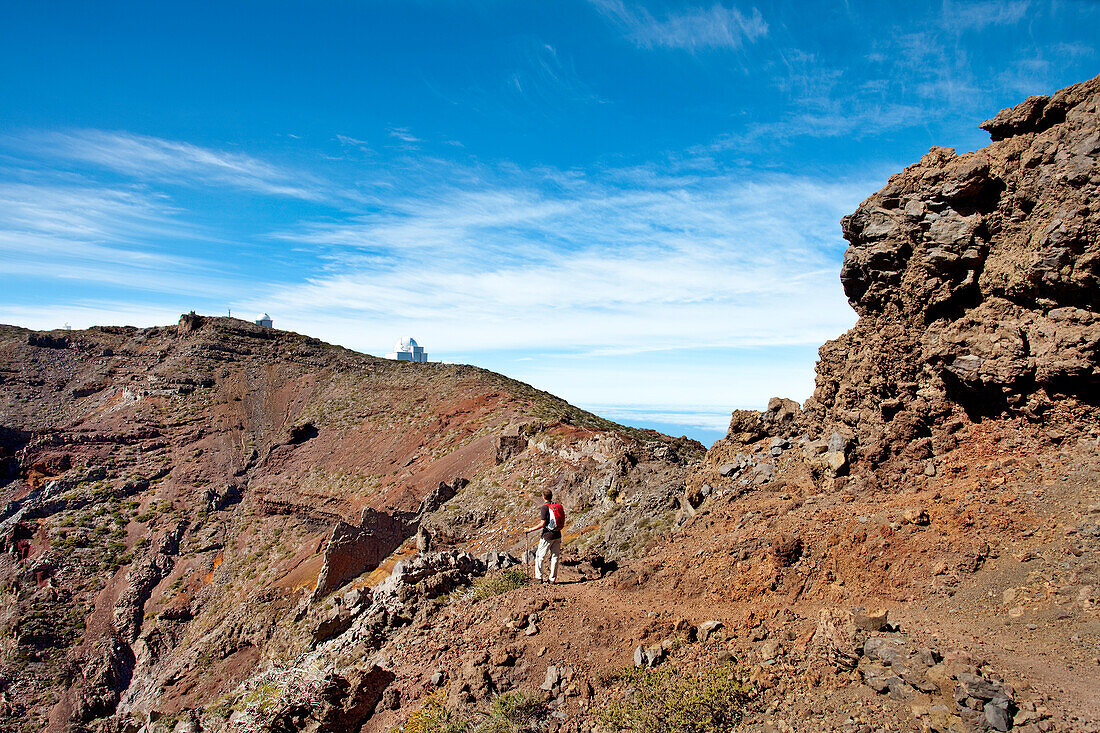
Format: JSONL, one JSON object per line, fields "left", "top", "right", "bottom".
{"left": 254, "top": 313, "right": 273, "bottom": 328}
{"left": 386, "top": 337, "right": 427, "bottom": 362}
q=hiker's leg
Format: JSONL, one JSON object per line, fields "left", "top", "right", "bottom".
{"left": 548, "top": 538, "right": 561, "bottom": 582}
{"left": 534, "top": 539, "right": 548, "bottom": 580}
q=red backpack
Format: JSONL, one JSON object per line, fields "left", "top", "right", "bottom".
{"left": 547, "top": 503, "right": 565, "bottom": 531}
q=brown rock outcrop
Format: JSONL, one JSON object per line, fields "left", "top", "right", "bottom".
{"left": 312, "top": 509, "right": 408, "bottom": 600}
{"left": 807, "top": 74, "right": 1100, "bottom": 464}
{"left": 494, "top": 430, "right": 528, "bottom": 464}
{"left": 114, "top": 521, "right": 187, "bottom": 642}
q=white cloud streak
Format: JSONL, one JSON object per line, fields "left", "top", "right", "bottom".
{"left": 700, "top": 102, "right": 929, "bottom": 152}
{"left": 335, "top": 134, "right": 371, "bottom": 151}
{"left": 12, "top": 130, "right": 325, "bottom": 201}
{"left": 590, "top": 0, "right": 767, "bottom": 51}
{"left": 942, "top": 1, "right": 1030, "bottom": 30}
{"left": 0, "top": 180, "right": 235, "bottom": 296}
{"left": 388, "top": 127, "right": 422, "bottom": 144}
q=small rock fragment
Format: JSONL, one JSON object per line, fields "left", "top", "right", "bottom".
{"left": 903, "top": 508, "right": 930, "bottom": 526}
{"left": 985, "top": 695, "right": 1013, "bottom": 732}
{"left": 540, "top": 666, "right": 561, "bottom": 691}
{"left": 696, "top": 620, "right": 724, "bottom": 642}
{"left": 853, "top": 608, "right": 889, "bottom": 632}
{"left": 956, "top": 672, "right": 999, "bottom": 701}
{"left": 759, "top": 640, "right": 781, "bottom": 660}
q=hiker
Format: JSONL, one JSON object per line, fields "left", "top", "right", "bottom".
{"left": 525, "top": 489, "right": 564, "bottom": 583}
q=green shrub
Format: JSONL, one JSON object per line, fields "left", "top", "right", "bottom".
{"left": 468, "top": 569, "right": 528, "bottom": 603}
{"left": 394, "top": 691, "right": 544, "bottom": 733}
{"left": 475, "top": 692, "right": 545, "bottom": 733}
{"left": 206, "top": 693, "right": 236, "bottom": 722}
{"left": 394, "top": 691, "right": 466, "bottom": 733}
{"left": 239, "top": 682, "right": 282, "bottom": 713}
{"left": 598, "top": 664, "right": 752, "bottom": 733}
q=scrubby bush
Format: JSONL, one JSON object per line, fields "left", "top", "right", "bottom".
{"left": 394, "top": 691, "right": 545, "bottom": 733}
{"left": 395, "top": 691, "right": 465, "bottom": 733}
{"left": 468, "top": 568, "right": 527, "bottom": 603}
{"left": 598, "top": 664, "right": 752, "bottom": 733}
{"left": 476, "top": 692, "right": 545, "bottom": 733}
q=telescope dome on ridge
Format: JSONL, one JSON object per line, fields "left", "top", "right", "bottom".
{"left": 386, "top": 336, "right": 427, "bottom": 362}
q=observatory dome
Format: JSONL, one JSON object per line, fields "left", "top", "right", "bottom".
{"left": 385, "top": 336, "right": 427, "bottom": 362}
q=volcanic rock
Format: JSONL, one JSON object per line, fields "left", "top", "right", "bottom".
{"left": 808, "top": 74, "right": 1100, "bottom": 465}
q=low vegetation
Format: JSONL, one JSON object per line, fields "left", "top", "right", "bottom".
{"left": 468, "top": 568, "right": 528, "bottom": 603}
{"left": 396, "top": 691, "right": 545, "bottom": 733}
{"left": 598, "top": 664, "right": 753, "bottom": 733}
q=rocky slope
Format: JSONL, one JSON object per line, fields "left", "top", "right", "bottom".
{"left": 680, "top": 73, "right": 1100, "bottom": 730}
{"left": 0, "top": 315, "right": 699, "bottom": 732}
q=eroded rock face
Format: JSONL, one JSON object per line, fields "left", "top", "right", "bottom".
{"left": 313, "top": 509, "right": 407, "bottom": 601}
{"left": 809, "top": 74, "right": 1100, "bottom": 462}
{"left": 115, "top": 521, "right": 187, "bottom": 642}
{"left": 220, "top": 551, "right": 484, "bottom": 733}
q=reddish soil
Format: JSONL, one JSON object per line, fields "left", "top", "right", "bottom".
{"left": 367, "top": 413, "right": 1099, "bottom": 732}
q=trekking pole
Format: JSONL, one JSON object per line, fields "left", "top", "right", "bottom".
{"left": 528, "top": 528, "right": 536, "bottom": 581}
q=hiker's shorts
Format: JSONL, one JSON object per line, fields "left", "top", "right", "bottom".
{"left": 535, "top": 537, "right": 561, "bottom": 581}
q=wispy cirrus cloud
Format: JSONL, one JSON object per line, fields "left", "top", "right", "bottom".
{"left": 11, "top": 129, "right": 326, "bottom": 201}
{"left": 505, "top": 41, "right": 606, "bottom": 108}
{"left": 251, "top": 161, "right": 863, "bottom": 359}
{"left": 698, "top": 101, "right": 928, "bottom": 153}
{"left": 335, "top": 134, "right": 371, "bottom": 151}
{"left": 942, "top": 0, "right": 1030, "bottom": 30}
{"left": 387, "top": 127, "right": 422, "bottom": 145}
{"left": 590, "top": 0, "right": 767, "bottom": 51}
{"left": 0, "top": 179, "right": 235, "bottom": 296}
{"left": 706, "top": 14, "right": 1040, "bottom": 157}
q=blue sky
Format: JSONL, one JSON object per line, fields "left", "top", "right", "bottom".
{"left": 1, "top": 1, "right": 1096, "bottom": 444}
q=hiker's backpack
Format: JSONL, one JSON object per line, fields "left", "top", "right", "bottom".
{"left": 547, "top": 503, "right": 565, "bottom": 531}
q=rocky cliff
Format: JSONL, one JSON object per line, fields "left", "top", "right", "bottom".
{"left": 680, "top": 74, "right": 1100, "bottom": 732}
{"left": 809, "top": 75, "right": 1099, "bottom": 472}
